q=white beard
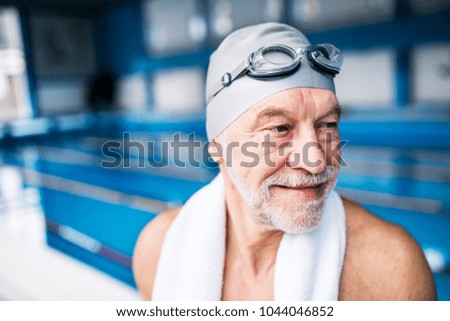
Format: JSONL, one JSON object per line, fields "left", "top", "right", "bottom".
{"left": 228, "top": 166, "right": 337, "bottom": 234}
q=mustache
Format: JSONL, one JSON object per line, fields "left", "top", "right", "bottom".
{"left": 262, "top": 166, "right": 336, "bottom": 189}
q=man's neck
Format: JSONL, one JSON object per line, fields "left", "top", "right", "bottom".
{"left": 224, "top": 186, "right": 283, "bottom": 276}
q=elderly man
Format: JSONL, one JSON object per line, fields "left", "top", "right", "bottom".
{"left": 133, "top": 23, "right": 436, "bottom": 300}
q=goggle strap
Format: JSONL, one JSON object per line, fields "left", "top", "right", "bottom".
{"left": 229, "top": 59, "right": 251, "bottom": 83}
{"left": 207, "top": 58, "right": 250, "bottom": 103}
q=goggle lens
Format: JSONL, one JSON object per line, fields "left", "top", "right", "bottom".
{"left": 249, "top": 44, "right": 299, "bottom": 76}
{"left": 306, "top": 43, "right": 343, "bottom": 74}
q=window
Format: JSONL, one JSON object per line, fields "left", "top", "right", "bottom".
{"left": 116, "top": 73, "right": 148, "bottom": 111}
{"left": 30, "top": 14, "right": 95, "bottom": 76}
{"left": 143, "top": 0, "right": 207, "bottom": 55}
{"left": 335, "top": 49, "right": 395, "bottom": 108}
{"left": 412, "top": 43, "right": 450, "bottom": 104}
{"left": 292, "top": 0, "right": 395, "bottom": 31}
{"left": 209, "top": 0, "right": 284, "bottom": 40}
{"left": 30, "top": 14, "right": 95, "bottom": 115}
{"left": 0, "top": 7, "right": 32, "bottom": 121}
{"left": 152, "top": 68, "right": 204, "bottom": 114}
{"left": 409, "top": 0, "right": 450, "bottom": 14}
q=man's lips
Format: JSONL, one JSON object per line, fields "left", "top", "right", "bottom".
{"left": 271, "top": 183, "right": 325, "bottom": 200}
{"left": 273, "top": 183, "right": 323, "bottom": 190}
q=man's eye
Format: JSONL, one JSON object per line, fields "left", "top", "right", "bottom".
{"left": 324, "top": 122, "right": 338, "bottom": 129}
{"left": 274, "top": 125, "right": 290, "bottom": 132}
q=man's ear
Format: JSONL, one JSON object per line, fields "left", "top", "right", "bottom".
{"left": 208, "top": 138, "right": 224, "bottom": 164}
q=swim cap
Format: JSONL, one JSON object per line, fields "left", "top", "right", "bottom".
{"left": 205, "top": 22, "right": 337, "bottom": 140}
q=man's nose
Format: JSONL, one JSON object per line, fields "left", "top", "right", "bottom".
{"left": 286, "top": 129, "right": 326, "bottom": 175}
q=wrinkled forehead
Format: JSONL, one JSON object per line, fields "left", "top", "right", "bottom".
{"left": 234, "top": 88, "right": 340, "bottom": 125}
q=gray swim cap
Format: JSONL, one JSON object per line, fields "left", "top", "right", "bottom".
{"left": 205, "top": 22, "right": 337, "bottom": 140}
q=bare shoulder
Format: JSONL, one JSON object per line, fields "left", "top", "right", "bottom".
{"left": 339, "top": 197, "right": 436, "bottom": 300}
{"left": 132, "top": 208, "right": 180, "bottom": 300}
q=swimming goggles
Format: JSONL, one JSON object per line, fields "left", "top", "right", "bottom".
{"left": 207, "top": 43, "right": 343, "bottom": 103}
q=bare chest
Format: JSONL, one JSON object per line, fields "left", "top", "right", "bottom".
{"left": 221, "top": 263, "right": 275, "bottom": 301}
{"left": 220, "top": 257, "right": 365, "bottom": 301}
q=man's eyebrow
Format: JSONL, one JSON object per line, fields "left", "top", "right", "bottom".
{"left": 252, "top": 104, "right": 341, "bottom": 125}
{"left": 254, "top": 107, "right": 294, "bottom": 121}
{"left": 317, "top": 105, "right": 341, "bottom": 121}
{"left": 248, "top": 107, "right": 294, "bottom": 131}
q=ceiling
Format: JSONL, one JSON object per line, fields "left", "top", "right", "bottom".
{"left": 0, "top": 0, "right": 136, "bottom": 15}
{"left": 0, "top": 0, "right": 132, "bottom": 5}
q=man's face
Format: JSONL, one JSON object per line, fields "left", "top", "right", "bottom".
{"left": 217, "top": 87, "right": 341, "bottom": 233}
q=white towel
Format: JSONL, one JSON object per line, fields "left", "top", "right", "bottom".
{"left": 152, "top": 173, "right": 346, "bottom": 301}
